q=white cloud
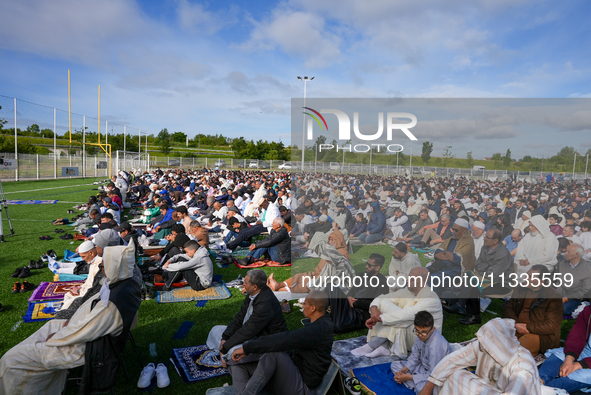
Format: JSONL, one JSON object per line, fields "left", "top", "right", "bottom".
{"left": 176, "top": 0, "right": 234, "bottom": 34}
{"left": 240, "top": 10, "right": 341, "bottom": 68}
{"left": 0, "top": 0, "right": 149, "bottom": 65}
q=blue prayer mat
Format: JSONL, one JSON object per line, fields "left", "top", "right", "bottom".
{"left": 352, "top": 363, "right": 414, "bottom": 395}
{"left": 170, "top": 345, "right": 229, "bottom": 383}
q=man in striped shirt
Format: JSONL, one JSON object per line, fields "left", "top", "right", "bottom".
{"left": 418, "top": 318, "right": 541, "bottom": 395}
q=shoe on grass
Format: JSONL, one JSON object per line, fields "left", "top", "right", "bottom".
{"left": 344, "top": 377, "right": 362, "bottom": 395}
{"left": 12, "top": 282, "right": 21, "bottom": 294}
{"left": 155, "top": 363, "right": 170, "bottom": 388}
{"left": 10, "top": 267, "right": 23, "bottom": 278}
{"left": 18, "top": 267, "right": 31, "bottom": 278}
{"left": 459, "top": 315, "right": 482, "bottom": 325}
{"left": 20, "top": 281, "right": 35, "bottom": 292}
{"left": 137, "top": 363, "right": 156, "bottom": 388}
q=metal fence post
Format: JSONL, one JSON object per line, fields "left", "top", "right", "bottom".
{"left": 36, "top": 153, "right": 39, "bottom": 180}
{"left": 14, "top": 97, "right": 18, "bottom": 181}
{"left": 95, "top": 155, "right": 97, "bottom": 177}
{"left": 54, "top": 108, "right": 57, "bottom": 179}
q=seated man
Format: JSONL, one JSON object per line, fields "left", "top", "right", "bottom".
{"left": 351, "top": 267, "right": 443, "bottom": 359}
{"left": 445, "top": 229, "right": 513, "bottom": 325}
{"left": 237, "top": 218, "right": 290, "bottom": 266}
{"left": 350, "top": 213, "right": 368, "bottom": 238}
{"left": 504, "top": 265, "right": 562, "bottom": 357}
{"left": 326, "top": 253, "right": 389, "bottom": 333}
{"left": 0, "top": 242, "right": 141, "bottom": 395}
{"left": 539, "top": 304, "right": 591, "bottom": 393}
{"left": 391, "top": 311, "right": 453, "bottom": 394}
{"left": 403, "top": 209, "right": 433, "bottom": 244}
{"left": 419, "top": 318, "right": 541, "bottom": 395}
{"left": 514, "top": 215, "right": 559, "bottom": 275}
{"left": 502, "top": 229, "right": 522, "bottom": 257}
{"left": 414, "top": 214, "right": 454, "bottom": 248}
{"left": 60, "top": 240, "right": 102, "bottom": 310}
{"left": 224, "top": 216, "right": 250, "bottom": 248}
{"left": 388, "top": 242, "right": 421, "bottom": 292}
{"left": 206, "top": 269, "right": 288, "bottom": 363}
{"left": 162, "top": 239, "right": 213, "bottom": 291}
{"left": 554, "top": 244, "right": 591, "bottom": 316}
{"left": 427, "top": 218, "right": 475, "bottom": 296}
{"left": 387, "top": 208, "right": 412, "bottom": 241}
{"left": 230, "top": 291, "right": 334, "bottom": 395}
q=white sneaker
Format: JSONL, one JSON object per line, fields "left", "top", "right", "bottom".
{"left": 155, "top": 363, "right": 170, "bottom": 388}
{"left": 137, "top": 363, "right": 156, "bottom": 388}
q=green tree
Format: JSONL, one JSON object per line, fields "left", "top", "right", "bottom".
{"left": 421, "top": 141, "right": 433, "bottom": 165}
{"left": 492, "top": 153, "right": 503, "bottom": 168}
{"left": 442, "top": 145, "right": 453, "bottom": 167}
{"left": 466, "top": 151, "right": 474, "bottom": 168}
{"left": 503, "top": 149, "right": 512, "bottom": 167}
{"left": 171, "top": 131, "right": 187, "bottom": 143}
{"left": 157, "top": 128, "right": 171, "bottom": 154}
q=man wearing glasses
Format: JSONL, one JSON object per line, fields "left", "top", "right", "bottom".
{"left": 325, "top": 253, "right": 389, "bottom": 334}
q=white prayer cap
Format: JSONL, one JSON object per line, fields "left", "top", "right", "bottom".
{"left": 319, "top": 214, "right": 328, "bottom": 222}
{"left": 522, "top": 210, "right": 531, "bottom": 218}
{"left": 78, "top": 240, "right": 95, "bottom": 253}
{"left": 473, "top": 221, "right": 485, "bottom": 230}
{"left": 455, "top": 218, "right": 469, "bottom": 228}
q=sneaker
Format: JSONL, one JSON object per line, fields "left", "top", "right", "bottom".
{"left": 12, "top": 282, "right": 21, "bottom": 294}
{"left": 41, "top": 254, "right": 49, "bottom": 263}
{"left": 28, "top": 260, "right": 37, "bottom": 269}
{"left": 344, "top": 377, "right": 361, "bottom": 395}
{"left": 47, "top": 250, "right": 57, "bottom": 259}
{"left": 226, "top": 274, "right": 244, "bottom": 288}
{"left": 60, "top": 233, "right": 73, "bottom": 240}
{"left": 35, "top": 259, "right": 45, "bottom": 269}
{"left": 20, "top": 281, "right": 35, "bottom": 292}
{"left": 18, "top": 267, "right": 31, "bottom": 278}
{"left": 137, "top": 363, "right": 156, "bottom": 388}
{"left": 155, "top": 363, "right": 170, "bottom": 388}
{"left": 10, "top": 267, "right": 23, "bottom": 278}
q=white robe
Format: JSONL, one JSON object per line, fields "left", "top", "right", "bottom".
{"left": 0, "top": 292, "right": 123, "bottom": 395}
{"left": 514, "top": 216, "right": 559, "bottom": 275}
{"left": 368, "top": 286, "right": 443, "bottom": 358}
{"left": 388, "top": 253, "right": 421, "bottom": 292}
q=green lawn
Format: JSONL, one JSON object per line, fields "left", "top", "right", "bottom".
{"left": 0, "top": 178, "right": 575, "bottom": 393}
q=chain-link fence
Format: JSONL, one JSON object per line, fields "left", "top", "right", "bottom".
{"left": 2, "top": 152, "right": 590, "bottom": 182}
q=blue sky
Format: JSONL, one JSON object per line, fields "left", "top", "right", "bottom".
{"left": 1, "top": 0, "right": 590, "bottom": 160}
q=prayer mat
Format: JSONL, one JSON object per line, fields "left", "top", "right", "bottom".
{"left": 23, "top": 300, "right": 64, "bottom": 323}
{"left": 154, "top": 274, "right": 222, "bottom": 289}
{"left": 262, "top": 260, "right": 291, "bottom": 267}
{"left": 534, "top": 354, "right": 547, "bottom": 366}
{"left": 156, "top": 282, "right": 231, "bottom": 304}
{"left": 352, "top": 363, "right": 414, "bottom": 395}
{"left": 170, "top": 345, "right": 229, "bottom": 383}
{"left": 6, "top": 200, "right": 57, "bottom": 205}
{"left": 28, "top": 280, "right": 85, "bottom": 302}
{"left": 331, "top": 336, "right": 393, "bottom": 377}
{"left": 233, "top": 259, "right": 266, "bottom": 269}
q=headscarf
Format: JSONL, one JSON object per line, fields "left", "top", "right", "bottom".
{"left": 328, "top": 229, "right": 349, "bottom": 259}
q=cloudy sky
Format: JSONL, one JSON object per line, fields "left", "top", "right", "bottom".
{"left": 1, "top": 0, "right": 590, "bottom": 160}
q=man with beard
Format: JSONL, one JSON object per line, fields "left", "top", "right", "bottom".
{"left": 514, "top": 215, "right": 559, "bottom": 276}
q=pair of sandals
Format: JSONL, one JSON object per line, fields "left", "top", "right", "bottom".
{"left": 59, "top": 233, "right": 73, "bottom": 240}
{"left": 281, "top": 299, "right": 291, "bottom": 314}
{"left": 39, "top": 235, "right": 52, "bottom": 240}
{"left": 54, "top": 229, "right": 65, "bottom": 233}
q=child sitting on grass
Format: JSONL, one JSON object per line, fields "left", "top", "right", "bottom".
{"left": 390, "top": 311, "right": 452, "bottom": 394}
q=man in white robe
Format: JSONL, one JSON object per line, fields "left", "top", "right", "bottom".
{"left": 0, "top": 242, "right": 140, "bottom": 395}
{"left": 60, "top": 241, "right": 102, "bottom": 310}
{"left": 244, "top": 181, "right": 267, "bottom": 217}
{"left": 351, "top": 268, "right": 443, "bottom": 359}
{"left": 388, "top": 242, "right": 421, "bottom": 292}
{"left": 419, "top": 318, "right": 541, "bottom": 395}
{"left": 471, "top": 221, "right": 486, "bottom": 259}
{"left": 514, "top": 215, "right": 559, "bottom": 275}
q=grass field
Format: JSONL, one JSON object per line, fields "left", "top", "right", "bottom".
{"left": 0, "top": 178, "right": 575, "bottom": 393}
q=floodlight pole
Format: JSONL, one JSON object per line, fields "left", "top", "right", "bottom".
{"left": 297, "top": 76, "right": 314, "bottom": 171}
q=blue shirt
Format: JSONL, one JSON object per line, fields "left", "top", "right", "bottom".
{"left": 504, "top": 234, "right": 519, "bottom": 253}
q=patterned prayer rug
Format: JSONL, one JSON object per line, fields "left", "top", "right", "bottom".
{"left": 170, "top": 345, "right": 229, "bottom": 383}
{"left": 23, "top": 300, "right": 64, "bottom": 323}
{"left": 156, "top": 282, "right": 232, "bottom": 304}
{"left": 352, "top": 363, "right": 414, "bottom": 395}
{"left": 28, "top": 281, "right": 85, "bottom": 302}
